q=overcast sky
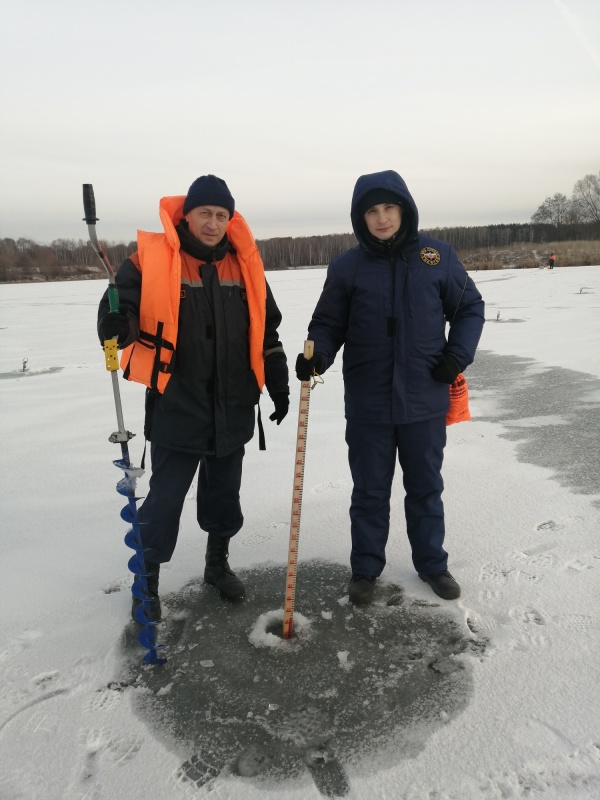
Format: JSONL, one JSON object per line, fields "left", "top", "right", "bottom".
{"left": 1, "top": 0, "right": 599, "bottom": 244}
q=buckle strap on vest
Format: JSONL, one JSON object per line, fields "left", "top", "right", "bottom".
{"left": 123, "top": 321, "right": 175, "bottom": 390}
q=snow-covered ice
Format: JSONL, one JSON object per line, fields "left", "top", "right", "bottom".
{"left": 1, "top": 264, "right": 599, "bottom": 799}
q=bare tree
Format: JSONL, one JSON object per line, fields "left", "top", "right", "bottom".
{"left": 531, "top": 193, "right": 570, "bottom": 227}
{"left": 572, "top": 172, "right": 600, "bottom": 224}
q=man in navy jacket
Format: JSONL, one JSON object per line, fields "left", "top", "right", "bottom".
{"left": 296, "top": 170, "right": 485, "bottom": 603}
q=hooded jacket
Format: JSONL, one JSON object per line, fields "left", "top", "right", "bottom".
{"left": 307, "top": 170, "right": 485, "bottom": 424}
{"left": 98, "top": 197, "right": 289, "bottom": 456}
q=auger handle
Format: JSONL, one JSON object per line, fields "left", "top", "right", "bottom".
{"left": 82, "top": 184, "right": 99, "bottom": 224}
{"left": 106, "top": 285, "right": 120, "bottom": 313}
{"left": 82, "top": 184, "right": 130, "bottom": 448}
{"left": 82, "top": 183, "right": 118, "bottom": 309}
{"left": 84, "top": 184, "right": 119, "bottom": 314}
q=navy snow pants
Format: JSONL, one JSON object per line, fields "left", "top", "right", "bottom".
{"left": 345, "top": 417, "right": 448, "bottom": 577}
{"left": 137, "top": 443, "right": 245, "bottom": 564}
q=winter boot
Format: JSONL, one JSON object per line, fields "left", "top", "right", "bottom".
{"left": 418, "top": 570, "right": 461, "bottom": 600}
{"left": 348, "top": 575, "right": 376, "bottom": 605}
{"left": 204, "top": 534, "right": 245, "bottom": 600}
{"left": 131, "top": 562, "right": 162, "bottom": 623}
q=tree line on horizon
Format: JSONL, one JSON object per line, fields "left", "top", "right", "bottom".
{"left": 1, "top": 171, "right": 598, "bottom": 283}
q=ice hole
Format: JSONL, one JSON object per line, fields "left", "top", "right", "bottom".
{"left": 248, "top": 608, "right": 312, "bottom": 650}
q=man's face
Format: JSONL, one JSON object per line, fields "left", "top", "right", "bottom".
{"left": 185, "top": 205, "right": 230, "bottom": 246}
{"left": 364, "top": 203, "right": 402, "bottom": 241}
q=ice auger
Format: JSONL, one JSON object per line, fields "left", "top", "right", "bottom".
{"left": 82, "top": 184, "right": 165, "bottom": 665}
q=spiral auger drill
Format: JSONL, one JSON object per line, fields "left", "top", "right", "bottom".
{"left": 83, "top": 184, "right": 165, "bottom": 666}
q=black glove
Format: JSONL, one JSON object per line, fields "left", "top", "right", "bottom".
{"left": 295, "top": 352, "right": 327, "bottom": 381}
{"left": 432, "top": 352, "right": 462, "bottom": 384}
{"left": 101, "top": 306, "right": 131, "bottom": 345}
{"left": 269, "top": 392, "right": 290, "bottom": 425}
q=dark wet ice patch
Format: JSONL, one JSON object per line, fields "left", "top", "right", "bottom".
{"left": 468, "top": 351, "right": 600, "bottom": 505}
{"left": 120, "top": 561, "right": 482, "bottom": 797}
{"left": 0, "top": 366, "right": 63, "bottom": 380}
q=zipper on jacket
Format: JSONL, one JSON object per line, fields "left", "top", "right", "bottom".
{"left": 405, "top": 258, "right": 415, "bottom": 318}
{"left": 387, "top": 255, "right": 398, "bottom": 336}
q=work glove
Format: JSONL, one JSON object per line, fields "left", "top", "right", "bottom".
{"left": 100, "top": 306, "right": 131, "bottom": 345}
{"left": 295, "top": 352, "right": 327, "bottom": 381}
{"left": 269, "top": 392, "right": 290, "bottom": 425}
{"left": 432, "top": 352, "right": 462, "bottom": 384}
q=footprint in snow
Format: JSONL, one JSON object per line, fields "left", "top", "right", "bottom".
{"left": 552, "top": 614, "right": 594, "bottom": 631}
{"left": 536, "top": 520, "right": 561, "bottom": 532}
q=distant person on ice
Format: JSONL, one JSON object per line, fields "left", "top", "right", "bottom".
{"left": 295, "top": 170, "right": 485, "bottom": 604}
{"left": 97, "top": 175, "right": 290, "bottom": 621}
{"left": 548, "top": 252, "right": 556, "bottom": 269}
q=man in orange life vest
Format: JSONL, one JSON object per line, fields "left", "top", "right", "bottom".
{"left": 98, "top": 175, "right": 290, "bottom": 621}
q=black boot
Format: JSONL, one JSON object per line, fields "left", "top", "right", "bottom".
{"left": 348, "top": 575, "right": 376, "bottom": 605}
{"left": 204, "top": 534, "right": 245, "bottom": 600}
{"left": 418, "top": 570, "right": 461, "bottom": 600}
{"left": 132, "top": 562, "right": 162, "bottom": 622}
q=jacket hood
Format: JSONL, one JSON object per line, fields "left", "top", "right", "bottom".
{"left": 350, "top": 170, "right": 419, "bottom": 252}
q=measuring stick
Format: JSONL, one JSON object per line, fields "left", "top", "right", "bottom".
{"left": 283, "top": 340, "right": 314, "bottom": 639}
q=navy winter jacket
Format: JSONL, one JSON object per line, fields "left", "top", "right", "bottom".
{"left": 307, "top": 170, "right": 485, "bottom": 424}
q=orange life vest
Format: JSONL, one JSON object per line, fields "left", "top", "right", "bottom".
{"left": 446, "top": 373, "right": 471, "bottom": 426}
{"left": 120, "top": 196, "right": 267, "bottom": 393}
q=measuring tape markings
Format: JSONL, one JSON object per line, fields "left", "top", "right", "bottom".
{"left": 283, "top": 348, "right": 314, "bottom": 639}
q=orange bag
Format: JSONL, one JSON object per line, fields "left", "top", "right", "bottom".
{"left": 446, "top": 374, "right": 471, "bottom": 426}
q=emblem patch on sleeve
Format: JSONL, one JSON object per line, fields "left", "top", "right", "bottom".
{"left": 420, "top": 247, "right": 441, "bottom": 266}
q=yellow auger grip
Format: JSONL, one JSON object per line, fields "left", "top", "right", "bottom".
{"left": 103, "top": 338, "right": 119, "bottom": 372}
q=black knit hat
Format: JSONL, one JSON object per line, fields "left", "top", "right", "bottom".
{"left": 183, "top": 175, "right": 235, "bottom": 217}
{"left": 356, "top": 188, "right": 403, "bottom": 219}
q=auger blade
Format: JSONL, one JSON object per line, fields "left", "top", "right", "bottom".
{"left": 128, "top": 553, "right": 147, "bottom": 575}
{"left": 143, "top": 648, "right": 167, "bottom": 666}
{"left": 131, "top": 578, "right": 149, "bottom": 602}
{"left": 124, "top": 528, "right": 141, "bottom": 550}
{"left": 113, "top": 458, "right": 145, "bottom": 479}
{"left": 116, "top": 476, "right": 139, "bottom": 497}
{"left": 120, "top": 504, "right": 139, "bottom": 523}
{"left": 135, "top": 604, "right": 156, "bottom": 627}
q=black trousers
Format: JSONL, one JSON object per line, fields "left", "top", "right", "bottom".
{"left": 345, "top": 417, "right": 448, "bottom": 577}
{"left": 137, "top": 443, "right": 245, "bottom": 564}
